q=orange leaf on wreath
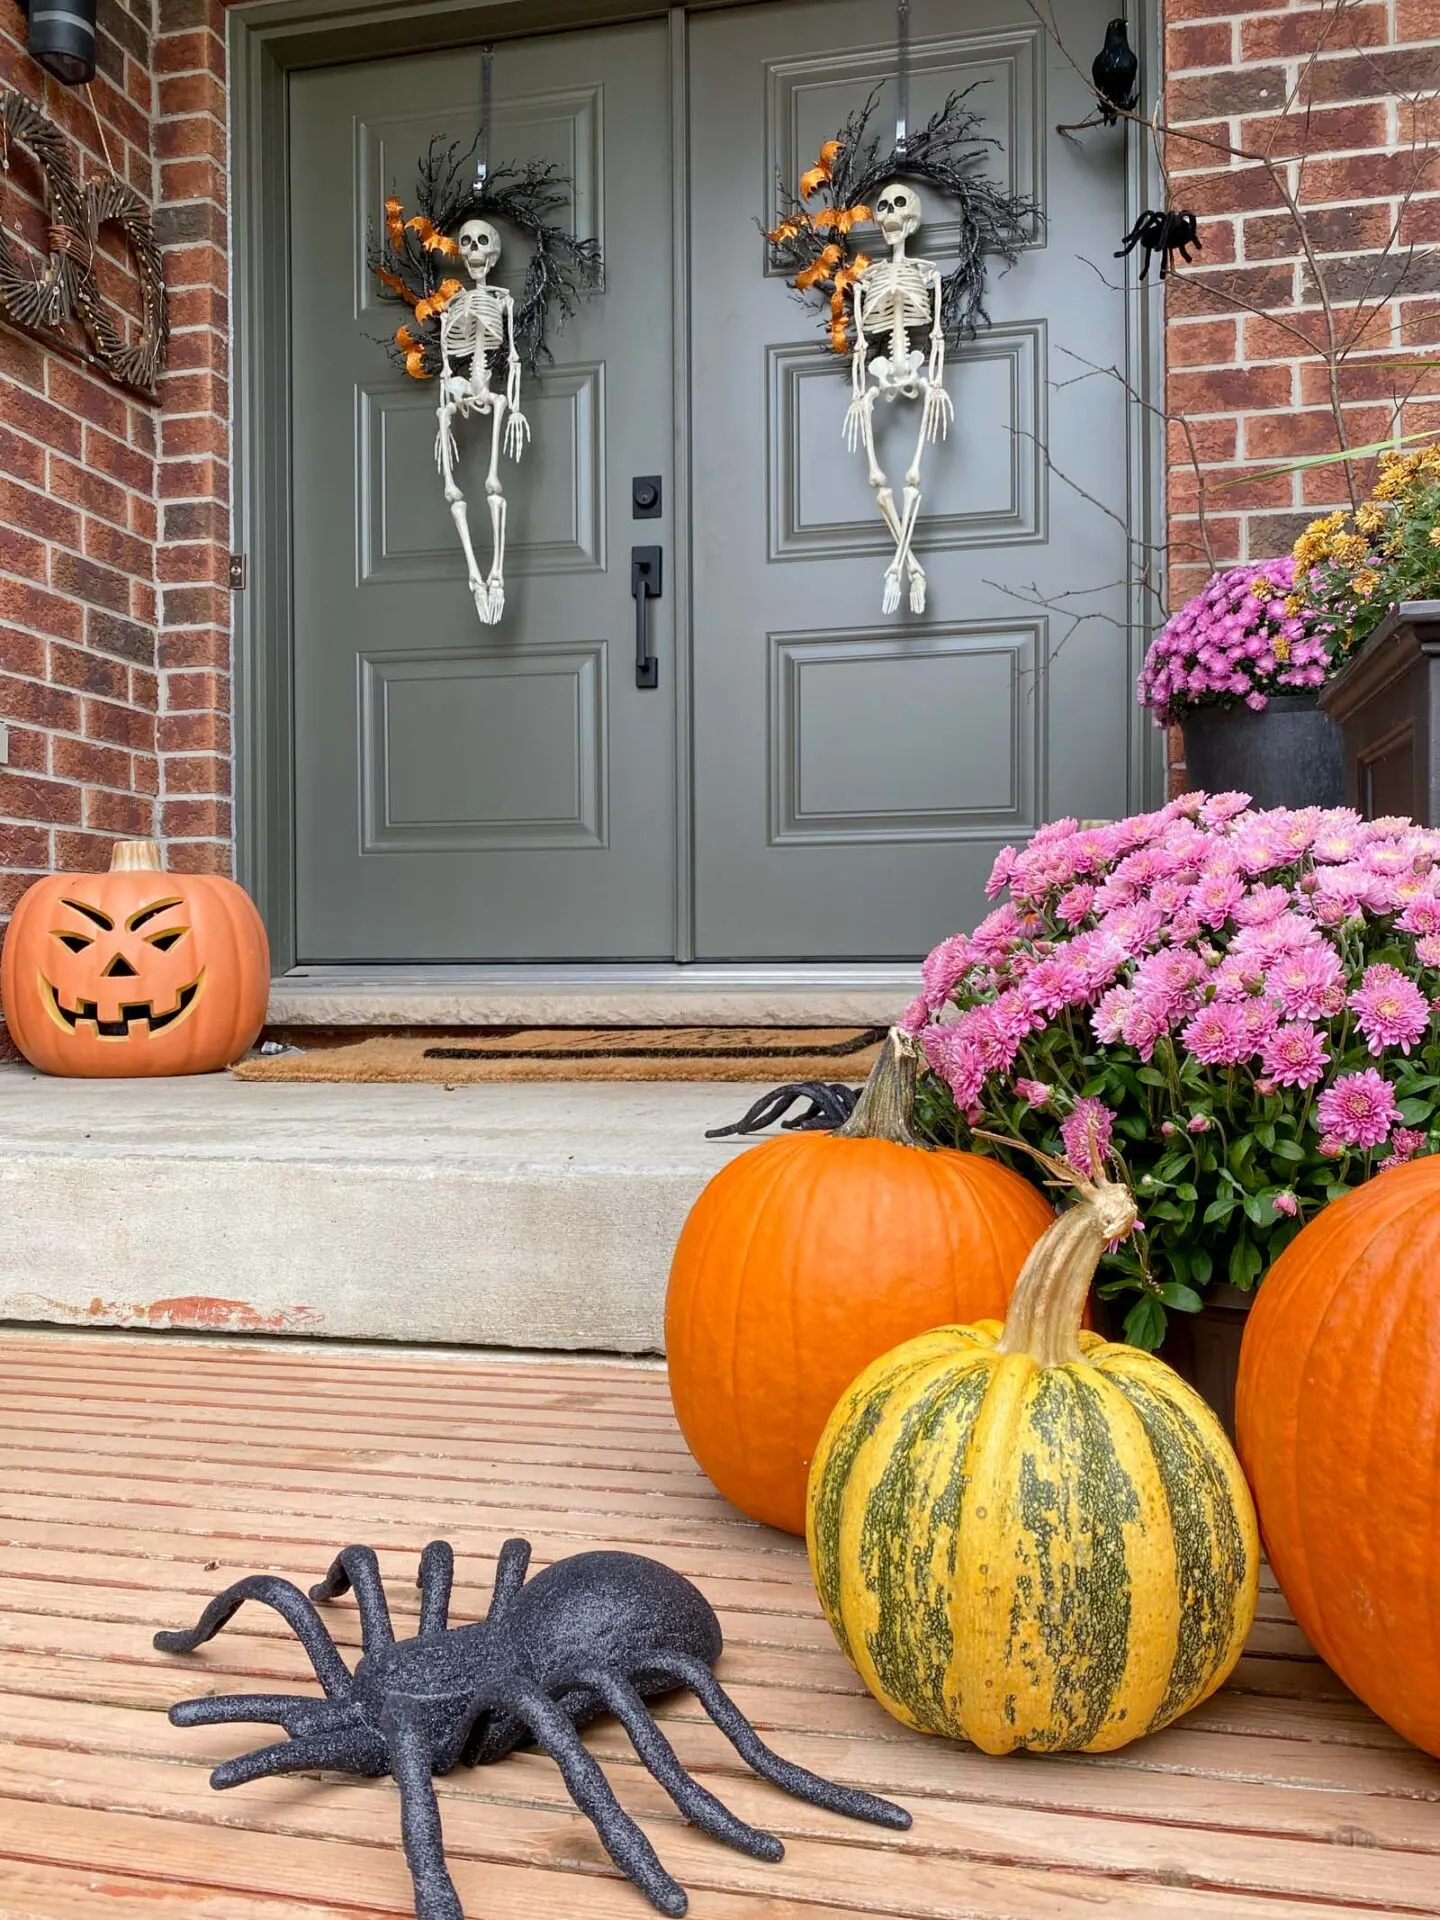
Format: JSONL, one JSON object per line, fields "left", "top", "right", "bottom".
{"left": 403, "top": 347, "right": 428, "bottom": 379}
{"left": 794, "top": 244, "right": 842, "bottom": 291}
{"left": 799, "top": 163, "right": 830, "bottom": 199}
{"left": 375, "top": 266, "right": 418, "bottom": 308}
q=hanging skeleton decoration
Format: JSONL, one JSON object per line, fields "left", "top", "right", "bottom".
{"left": 436, "top": 219, "right": 528, "bottom": 623}
{"left": 768, "top": 88, "right": 1037, "bottom": 617}
{"left": 371, "top": 137, "right": 602, "bottom": 627}
{"left": 843, "top": 183, "right": 953, "bottom": 614}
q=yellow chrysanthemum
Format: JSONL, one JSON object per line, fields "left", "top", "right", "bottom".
{"left": 1356, "top": 503, "right": 1386, "bottom": 535}
{"left": 1274, "top": 635, "right": 1292, "bottom": 663}
{"left": 1330, "top": 532, "right": 1370, "bottom": 565}
{"left": 1352, "top": 568, "right": 1381, "bottom": 597}
{"left": 1284, "top": 593, "right": 1305, "bottom": 616}
{"left": 1429, "top": 526, "right": 1440, "bottom": 548}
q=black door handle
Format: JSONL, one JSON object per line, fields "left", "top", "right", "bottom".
{"left": 632, "top": 545, "right": 662, "bottom": 689}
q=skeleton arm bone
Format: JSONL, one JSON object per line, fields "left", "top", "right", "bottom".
{"left": 921, "top": 267, "right": 954, "bottom": 444}
{"left": 843, "top": 279, "right": 870, "bottom": 454}
{"left": 502, "top": 294, "right": 529, "bottom": 461}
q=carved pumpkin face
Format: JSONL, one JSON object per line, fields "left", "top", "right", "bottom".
{"left": 1, "top": 842, "right": 269, "bottom": 1078}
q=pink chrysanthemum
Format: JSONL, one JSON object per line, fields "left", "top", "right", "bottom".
{"left": 1060, "top": 1096, "right": 1115, "bottom": 1179}
{"left": 1021, "top": 954, "right": 1092, "bottom": 1017}
{"left": 1200, "top": 790, "right": 1253, "bottom": 825}
{"left": 1056, "top": 881, "right": 1097, "bottom": 927}
{"left": 1259, "top": 1022, "right": 1330, "bottom": 1089}
{"left": 1417, "top": 935, "right": 1440, "bottom": 968}
{"left": 920, "top": 1024, "right": 987, "bottom": 1110}
{"left": 1380, "top": 1127, "right": 1427, "bottom": 1170}
{"left": 1349, "top": 962, "right": 1430, "bottom": 1056}
{"left": 1181, "top": 1002, "right": 1252, "bottom": 1066}
{"left": 1266, "top": 942, "right": 1345, "bottom": 1019}
{"left": 921, "top": 933, "right": 976, "bottom": 1010}
{"left": 1315, "top": 1069, "right": 1399, "bottom": 1150}
{"left": 1014, "top": 1078, "right": 1052, "bottom": 1109}
{"left": 1232, "top": 884, "right": 1291, "bottom": 927}
{"left": 1398, "top": 894, "right": 1440, "bottom": 936}
{"left": 1191, "top": 870, "right": 1246, "bottom": 928}
{"left": 1272, "top": 1190, "right": 1299, "bottom": 1218}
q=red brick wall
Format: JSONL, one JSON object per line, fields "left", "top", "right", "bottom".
{"left": 0, "top": 0, "right": 230, "bottom": 1054}
{"left": 1164, "top": 0, "right": 1440, "bottom": 791}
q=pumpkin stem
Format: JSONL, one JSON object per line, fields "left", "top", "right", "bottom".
{"left": 110, "top": 839, "right": 163, "bottom": 872}
{"left": 834, "top": 1026, "right": 930, "bottom": 1149}
{"left": 991, "top": 1154, "right": 1138, "bottom": 1367}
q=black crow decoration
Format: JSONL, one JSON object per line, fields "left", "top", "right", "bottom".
{"left": 1092, "top": 18, "right": 1140, "bottom": 123}
{"left": 1058, "top": 18, "right": 1140, "bottom": 135}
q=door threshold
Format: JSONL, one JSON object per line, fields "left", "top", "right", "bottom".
{"left": 268, "top": 962, "right": 920, "bottom": 1029}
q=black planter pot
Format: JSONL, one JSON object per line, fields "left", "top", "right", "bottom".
{"left": 1319, "top": 601, "right": 1440, "bottom": 822}
{"left": 1157, "top": 1283, "right": 1254, "bottom": 1438}
{"left": 1181, "top": 692, "right": 1346, "bottom": 810}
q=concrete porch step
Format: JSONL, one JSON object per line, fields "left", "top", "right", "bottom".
{"left": 0, "top": 1065, "right": 757, "bottom": 1352}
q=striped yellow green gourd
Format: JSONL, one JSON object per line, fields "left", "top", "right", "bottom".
{"left": 806, "top": 1144, "right": 1259, "bottom": 1754}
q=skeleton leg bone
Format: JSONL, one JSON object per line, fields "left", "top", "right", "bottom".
{"left": 855, "top": 390, "right": 926, "bottom": 614}
{"left": 435, "top": 395, "right": 492, "bottom": 623}
{"left": 482, "top": 396, "right": 510, "bottom": 624}
{"left": 890, "top": 396, "right": 947, "bottom": 616}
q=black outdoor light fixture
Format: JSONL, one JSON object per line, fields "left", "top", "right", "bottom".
{"left": 16, "top": 0, "right": 97, "bottom": 86}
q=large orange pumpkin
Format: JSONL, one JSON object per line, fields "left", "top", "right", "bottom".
{"left": 1235, "top": 1158, "right": 1440, "bottom": 1757}
{"left": 665, "top": 1029, "right": 1056, "bottom": 1533}
{"left": 1, "top": 839, "right": 269, "bottom": 1077}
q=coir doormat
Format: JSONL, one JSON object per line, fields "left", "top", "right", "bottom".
{"left": 230, "top": 1025, "right": 886, "bottom": 1085}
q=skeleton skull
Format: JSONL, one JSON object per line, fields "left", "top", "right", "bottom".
{"left": 456, "top": 219, "right": 501, "bottom": 281}
{"left": 874, "top": 182, "right": 922, "bottom": 246}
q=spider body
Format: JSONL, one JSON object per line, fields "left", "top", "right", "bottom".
{"left": 155, "top": 1537, "right": 908, "bottom": 1920}
{"left": 1115, "top": 207, "right": 1202, "bottom": 281}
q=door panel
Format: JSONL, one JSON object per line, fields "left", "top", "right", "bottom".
{"left": 289, "top": 24, "right": 673, "bottom": 962}
{"left": 689, "top": 0, "right": 1134, "bottom": 959}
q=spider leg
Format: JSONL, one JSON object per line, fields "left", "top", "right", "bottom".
{"left": 383, "top": 1702, "right": 465, "bottom": 1920}
{"left": 561, "top": 1667, "right": 783, "bottom": 1864}
{"left": 153, "top": 1576, "right": 353, "bottom": 1700}
{"left": 643, "top": 1654, "right": 910, "bottom": 1832}
{"left": 169, "top": 1692, "right": 343, "bottom": 1736}
{"left": 309, "top": 1546, "right": 395, "bottom": 1654}
{"left": 500, "top": 1678, "right": 689, "bottom": 1917}
{"left": 210, "top": 1726, "right": 386, "bottom": 1790}
{"left": 417, "top": 1540, "right": 455, "bottom": 1636}
{"left": 486, "top": 1536, "right": 532, "bottom": 1623}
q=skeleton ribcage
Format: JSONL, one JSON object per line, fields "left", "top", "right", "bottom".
{"left": 858, "top": 262, "right": 933, "bottom": 339}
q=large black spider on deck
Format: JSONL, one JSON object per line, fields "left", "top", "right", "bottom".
{"left": 154, "top": 1537, "right": 910, "bottom": 1919}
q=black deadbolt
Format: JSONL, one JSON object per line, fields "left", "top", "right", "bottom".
{"left": 632, "top": 475, "right": 662, "bottom": 518}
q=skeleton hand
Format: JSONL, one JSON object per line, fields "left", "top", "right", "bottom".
{"left": 843, "top": 392, "right": 870, "bottom": 455}
{"left": 504, "top": 409, "right": 530, "bottom": 462}
{"left": 921, "top": 381, "right": 954, "bottom": 445}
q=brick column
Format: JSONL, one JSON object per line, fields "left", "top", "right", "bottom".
{"left": 154, "top": 0, "right": 233, "bottom": 875}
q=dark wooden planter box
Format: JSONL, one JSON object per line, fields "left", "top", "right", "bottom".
{"left": 1320, "top": 601, "right": 1440, "bottom": 820}
{"left": 1158, "top": 1283, "right": 1253, "bottom": 1438}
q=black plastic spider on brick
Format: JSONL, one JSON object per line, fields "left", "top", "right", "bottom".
{"left": 1115, "top": 207, "right": 1201, "bottom": 281}
{"left": 154, "top": 1538, "right": 909, "bottom": 1919}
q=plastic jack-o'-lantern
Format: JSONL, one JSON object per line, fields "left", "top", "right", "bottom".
{"left": 1, "top": 840, "right": 269, "bottom": 1077}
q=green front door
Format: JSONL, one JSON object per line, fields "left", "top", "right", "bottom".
{"left": 286, "top": 3, "right": 1137, "bottom": 963}
{"left": 289, "top": 22, "right": 677, "bottom": 961}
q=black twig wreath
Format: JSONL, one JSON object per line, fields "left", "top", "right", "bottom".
{"left": 765, "top": 83, "right": 1038, "bottom": 357}
{"left": 369, "top": 135, "right": 603, "bottom": 380}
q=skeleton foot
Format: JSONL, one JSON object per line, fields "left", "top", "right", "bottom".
{"left": 882, "top": 568, "right": 902, "bottom": 615}
{"left": 909, "top": 566, "right": 927, "bottom": 615}
{"left": 485, "top": 576, "right": 505, "bottom": 622}
{"left": 469, "top": 577, "right": 494, "bottom": 623}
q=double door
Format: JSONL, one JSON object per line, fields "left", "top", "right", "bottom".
{"left": 288, "top": 0, "right": 1134, "bottom": 962}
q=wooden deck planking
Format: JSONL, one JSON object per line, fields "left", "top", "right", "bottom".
{"left": 1, "top": 1332, "right": 1438, "bottom": 1919}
